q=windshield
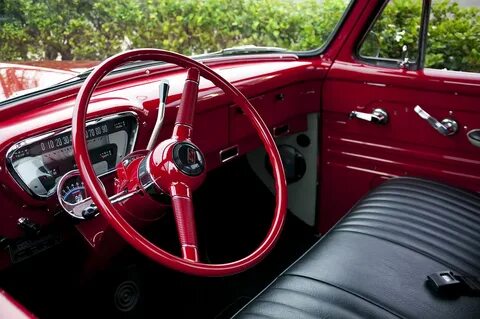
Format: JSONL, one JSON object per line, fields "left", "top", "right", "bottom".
{"left": 0, "top": 0, "right": 353, "bottom": 102}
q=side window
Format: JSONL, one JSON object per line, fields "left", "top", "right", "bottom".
{"left": 358, "top": 0, "right": 423, "bottom": 68}
{"left": 426, "top": 0, "right": 480, "bottom": 73}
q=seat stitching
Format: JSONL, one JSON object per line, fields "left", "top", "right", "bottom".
{"left": 235, "top": 311, "right": 274, "bottom": 319}
{"left": 336, "top": 224, "right": 479, "bottom": 271}
{"left": 361, "top": 190, "right": 480, "bottom": 217}
{"left": 249, "top": 299, "right": 321, "bottom": 319}
{"left": 333, "top": 227, "right": 477, "bottom": 274}
{"left": 385, "top": 177, "right": 480, "bottom": 197}
{"left": 338, "top": 220, "right": 480, "bottom": 265}
{"left": 383, "top": 178, "right": 480, "bottom": 203}
{"left": 343, "top": 216, "right": 480, "bottom": 257}
{"left": 282, "top": 274, "right": 405, "bottom": 319}
{"left": 270, "top": 285, "right": 399, "bottom": 319}
{"left": 377, "top": 183, "right": 480, "bottom": 210}
{"left": 350, "top": 203, "right": 480, "bottom": 237}
{"left": 356, "top": 196, "right": 479, "bottom": 226}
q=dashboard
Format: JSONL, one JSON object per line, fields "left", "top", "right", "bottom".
{"left": 6, "top": 113, "right": 138, "bottom": 199}
{"left": 0, "top": 57, "right": 322, "bottom": 270}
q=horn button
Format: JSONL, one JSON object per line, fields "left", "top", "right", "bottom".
{"left": 172, "top": 142, "right": 205, "bottom": 176}
{"left": 146, "top": 139, "right": 207, "bottom": 194}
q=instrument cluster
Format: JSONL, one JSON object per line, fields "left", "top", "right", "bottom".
{"left": 6, "top": 113, "right": 138, "bottom": 199}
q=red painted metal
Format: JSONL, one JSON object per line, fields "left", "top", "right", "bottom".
{"left": 0, "top": 0, "right": 367, "bottom": 270}
{"left": 72, "top": 49, "right": 288, "bottom": 276}
{"left": 0, "top": 289, "right": 36, "bottom": 319}
{"left": 175, "top": 68, "right": 200, "bottom": 130}
{"left": 317, "top": 0, "right": 480, "bottom": 233}
{"left": 171, "top": 187, "right": 199, "bottom": 262}
{"left": 1, "top": 0, "right": 476, "bottom": 282}
{"left": 0, "top": 76, "right": 321, "bottom": 272}
{"left": 147, "top": 137, "right": 205, "bottom": 263}
{"left": 115, "top": 153, "right": 167, "bottom": 222}
{"left": 0, "top": 54, "right": 313, "bottom": 119}
{"left": 149, "top": 140, "right": 206, "bottom": 191}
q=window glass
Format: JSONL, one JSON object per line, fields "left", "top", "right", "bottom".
{"left": 0, "top": 0, "right": 353, "bottom": 61}
{"left": 426, "top": 0, "right": 480, "bottom": 72}
{"left": 359, "top": 0, "right": 423, "bottom": 66}
{"left": 0, "top": 0, "right": 354, "bottom": 103}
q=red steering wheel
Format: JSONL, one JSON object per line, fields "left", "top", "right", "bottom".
{"left": 72, "top": 49, "right": 287, "bottom": 276}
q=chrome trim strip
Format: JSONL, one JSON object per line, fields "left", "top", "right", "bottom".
{"left": 5, "top": 111, "right": 139, "bottom": 200}
{"left": 219, "top": 145, "right": 239, "bottom": 163}
{"left": 138, "top": 153, "right": 169, "bottom": 202}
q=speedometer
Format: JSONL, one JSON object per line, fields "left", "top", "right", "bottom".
{"left": 6, "top": 113, "right": 138, "bottom": 199}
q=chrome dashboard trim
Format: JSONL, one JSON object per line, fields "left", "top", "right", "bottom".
{"left": 5, "top": 111, "right": 139, "bottom": 200}
{"left": 219, "top": 145, "right": 239, "bottom": 163}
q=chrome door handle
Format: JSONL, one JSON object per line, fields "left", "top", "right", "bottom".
{"left": 413, "top": 105, "right": 458, "bottom": 136}
{"left": 349, "top": 108, "right": 389, "bottom": 125}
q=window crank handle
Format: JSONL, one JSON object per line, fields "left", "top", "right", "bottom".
{"left": 349, "top": 108, "right": 389, "bottom": 125}
{"left": 413, "top": 105, "right": 458, "bottom": 136}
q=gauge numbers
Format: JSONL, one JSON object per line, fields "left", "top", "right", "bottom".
{"left": 56, "top": 170, "right": 95, "bottom": 219}
{"left": 61, "top": 177, "right": 86, "bottom": 205}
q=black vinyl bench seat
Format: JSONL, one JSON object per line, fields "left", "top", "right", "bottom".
{"left": 233, "top": 177, "right": 480, "bottom": 319}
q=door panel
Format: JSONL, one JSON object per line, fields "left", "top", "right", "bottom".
{"left": 319, "top": 61, "right": 480, "bottom": 233}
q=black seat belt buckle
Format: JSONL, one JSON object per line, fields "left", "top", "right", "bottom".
{"left": 426, "top": 271, "right": 464, "bottom": 296}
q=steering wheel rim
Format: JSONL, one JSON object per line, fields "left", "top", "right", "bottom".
{"left": 72, "top": 48, "right": 287, "bottom": 276}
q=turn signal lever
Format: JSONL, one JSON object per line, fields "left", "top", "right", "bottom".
{"left": 76, "top": 189, "right": 142, "bottom": 220}
{"left": 147, "top": 80, "right": 170, "bottom": 150}
{"left": 349, "top": 108, "right": 389, "bottom": 125}
{"left": 414, "top": 105, "right": 458, "bottom": 136}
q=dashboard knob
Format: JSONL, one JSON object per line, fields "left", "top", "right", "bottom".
{"left": 82, "top": 206, "right": 98, "bottom": 219}
{"left": 17, "top": 217, "right": 41, "bottom": 237}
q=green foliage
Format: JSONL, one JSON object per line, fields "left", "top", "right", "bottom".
{"left": 360, "top": 0, "right": 423, "bottom": 61}
{"left": 426, "top": 0, "right": 480, "bottom": 72}
{"left": 0, "top": 0, "right": 479, "bottom": 73}
{"left": 0, "top": 0, "right": 350, "bottom": 60}
{"left": 0, "top": 0, "right": 348, "bottom": 60}
{"left": 359, "top": 0, "right": 480, "bottom": 72}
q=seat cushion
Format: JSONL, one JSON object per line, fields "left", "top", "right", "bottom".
{"left": 233, "top": 177, "right": 480, "bottom": 318}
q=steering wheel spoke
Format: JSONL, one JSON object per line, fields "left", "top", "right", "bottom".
{"left": 170, "top": 183, "right": 199, "bottom": 262}
{"left": 172, "top": 67, "right": 200, "bottom": 141}
{"left": 173, "top": 201, "right": 199, "bottom": 262}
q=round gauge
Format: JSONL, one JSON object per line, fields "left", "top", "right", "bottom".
{"left": 56, "top": 170, "right": 97, "bottom": 219}
{"left": 61, "top": 175, "right": 86, "bottom": 205}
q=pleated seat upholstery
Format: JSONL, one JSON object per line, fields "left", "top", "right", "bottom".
{"left": 233, "top": 177, "right": 480, "bottom": 318}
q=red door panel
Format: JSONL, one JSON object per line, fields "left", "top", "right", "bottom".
{"left": 319, "top": 62, "right": 480, "bottom": 233}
